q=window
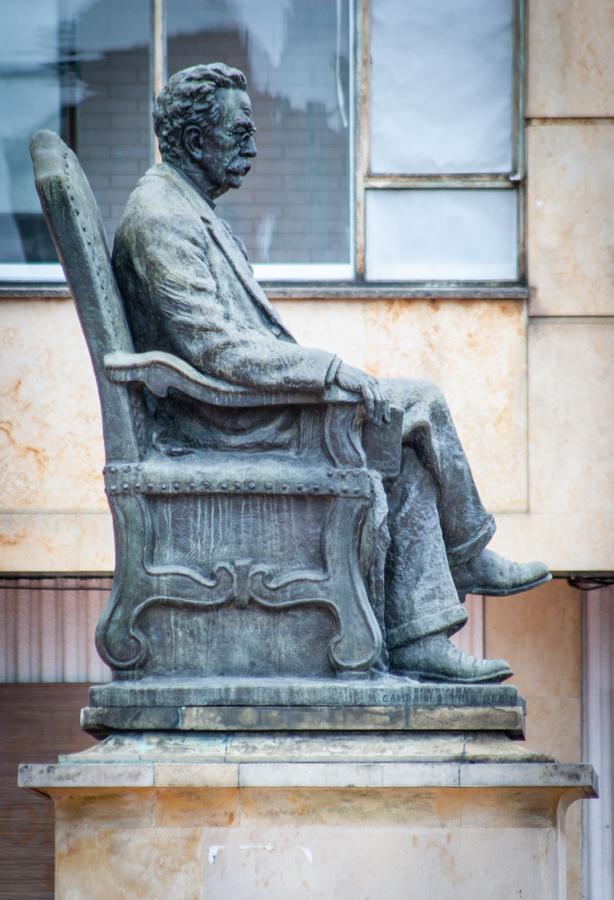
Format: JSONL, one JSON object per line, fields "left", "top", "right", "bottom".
{"left": 1, "top": 0, "right": 151, "bottom": 282}
{"left": 166, "top": 0, "right": 352, "bottom": 280}
{"left": 363, "top": 0, "right": 522, "bottom": 282}
{"left": 0, "top": 0, "right": 523, "bottom": 286}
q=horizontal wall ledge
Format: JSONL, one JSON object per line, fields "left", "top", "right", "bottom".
{"left": 529, "top": 315, "right": 614, "bottom": 325}
{"left": 18, "top": 759, "right": 598, "bottom": 793}
{"left": 263, "top": 284, "right": 529, "bottom": 301}
{"left": 527, "top": 117, "right": 614, "bottom": 126}
{"left": 0, "top": 284, "right": 72, "bottom": 299}
{"left": 0, "top": 283, "right": 530, "bottom": 302}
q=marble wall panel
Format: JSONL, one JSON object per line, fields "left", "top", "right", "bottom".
{"left": 0, "top": 513, "right": 82, "bottom": 573}
{"left": 363, "top": 299, "right": 528, "bottom": 512}
{"left": 527, "top": 123, "right": 614, "bottom": 316}
{"left": 0, "top": 512, "right": 113, "bottom": 574}
{"left": 492, "top": 512, "right": 614, "bottom": 574}
{"left": 3, "top": 297, "right": 612, "bottom": 574}
{"left": 273, "top": 299, "right": 366, "bottom": 369}
{"left": 528, "top": 0, "right": 614, "bottom": 117}
{"left": 528, "top": 319, "right": 614, "bottom": 514}
{"left": 0, "top": 300, "right": 105, "bottom": 512}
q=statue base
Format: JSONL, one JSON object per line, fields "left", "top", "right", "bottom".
{"left": 82, "top": 676, "right": 525, "bottom": 736}
{"left": 20, "top": 731, "right": 596, "bottom": 900}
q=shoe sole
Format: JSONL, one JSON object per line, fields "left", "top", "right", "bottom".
{"left": 458, "top": 571, "right": 552, "bottom": 603}
{"left": 394, "top": 668, "right": 513, "bottom": 685}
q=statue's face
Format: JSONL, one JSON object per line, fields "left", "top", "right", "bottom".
{"left": 184, "top": 88, "right": 257, "bottom": 198}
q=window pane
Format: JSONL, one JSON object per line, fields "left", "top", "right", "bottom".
{"left": 0, "top": 0, "right": 150, "bottom": 264}
{"left": 365, "top": 189, "right": 518, "bottom": 281}
{"left": 167, "top": 0, "right": 351, "bottom": 266}
{"left": 370, "top": 0, "right": 514, "bottom": 175}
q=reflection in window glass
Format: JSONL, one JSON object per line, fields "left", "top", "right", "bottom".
{"left": 370, "top": 0, "right": 514, "bottom": 175}
{"left": 167, "top": 0, "right": 351, "bottom": 266}
{"left": 365, "top": 189, "right": 518, "bottom": 281}
{"left": 0, "top": 0, "right": 150, "bottom": 264}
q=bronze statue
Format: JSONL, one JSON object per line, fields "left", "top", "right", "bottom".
{"left": 109, "top": 63, "right": 550, "bottom": 684}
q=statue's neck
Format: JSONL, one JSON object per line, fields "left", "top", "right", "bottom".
{"left": 169, "top": 158, "right": 226, "bottom": 205}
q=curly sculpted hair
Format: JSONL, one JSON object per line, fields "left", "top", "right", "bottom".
{"left": 153, "top": 63, "right": 247, "bottom": 166}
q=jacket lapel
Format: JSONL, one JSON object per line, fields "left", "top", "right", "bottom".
{"left": 203, "top": 222, "right": 296, "bottom": 340}
{"left": 155, "top": 164, "right": 294, "bottom": 340}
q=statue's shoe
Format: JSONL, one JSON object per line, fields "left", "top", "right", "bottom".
{"left": 451, "top": 549, "right": 551, "bottom": 602}
{"left": 389, "top": 634, "right": 513, "bottom": 684}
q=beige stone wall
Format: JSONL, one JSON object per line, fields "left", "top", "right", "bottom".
{"left": 0, "top": 295, "right": 530, "bottom": 571}
{"left": 0, "top": 6, "right": 611, "bottom": 575}
{"left": 0, "top": 300, "right": 528, "bottom": 572}
{"left": 1, "top": 290, "right": 611, "bottom": 572}
{"left": 1, "top": 5, "right": 609, "bottom": 895}
{"left": 1, "top": 4, "right": 613, "bottom": 574}
{"left": 521, "top": 0, "right": 614, "bottom": 575}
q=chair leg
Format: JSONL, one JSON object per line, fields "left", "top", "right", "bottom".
{"left": 97, "top": 495, "right": 382, "bottom": 677}
{"left": 96, "top": 495, "right": 234, "bottom": 670}
{"left": 322, "top": 498, "right": 383, "bottom": 672}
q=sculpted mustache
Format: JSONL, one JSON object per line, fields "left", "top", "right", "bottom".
{"left": 227, "top": 162, "right": 251, "bottom": 174}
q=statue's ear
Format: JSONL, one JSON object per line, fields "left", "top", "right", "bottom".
{"left": 182, "top": 125, "right": 204, "bottom": 162}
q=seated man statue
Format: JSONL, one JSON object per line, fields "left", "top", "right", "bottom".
{"left": 112, "top": 63, "right": 550, "bottom": 684}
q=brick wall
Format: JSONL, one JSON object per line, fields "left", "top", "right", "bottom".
{"left": 8, "top": 1, "right": 350, "bottom": 265}
{"left": 167, "top": 2, "right": 350, "bottom": 264}
{"left": 75, "top": 45, "right": 151, "bottom": 246}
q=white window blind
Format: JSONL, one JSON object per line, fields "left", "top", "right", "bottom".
{"left": 366, "top": 189, "right": 518, "bottom": 281}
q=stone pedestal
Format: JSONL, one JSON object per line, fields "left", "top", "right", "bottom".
{"left": 82, "top": 676, "right": 526, "bottom": 736}
{"left": 20, "top": 732, "right": 596, "bottom": 900}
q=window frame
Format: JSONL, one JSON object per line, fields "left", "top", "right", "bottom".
{"left": 0, "top": 0, "right": 525, "bottom": 291}
{"left": 354, "top": 0, "right": 526, "bottom": 287}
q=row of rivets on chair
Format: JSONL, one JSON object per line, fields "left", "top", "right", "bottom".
{"left": 104, "top": 465, "right": 364, "bottom": 477}
{"left": 104, "top": 480, "right": 366, "bottom": 496}
{"left": 63, "top": 148, "right": 106, "bottom": 296}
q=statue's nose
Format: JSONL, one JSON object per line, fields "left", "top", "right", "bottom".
{"left": 243, "top": 135, "right": 257, "bottom": 158}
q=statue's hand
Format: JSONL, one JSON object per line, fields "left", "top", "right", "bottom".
{"left": 334, "top": 363, "right": 390, "bottom": 425}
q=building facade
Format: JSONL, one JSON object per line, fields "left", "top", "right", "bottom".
{"left": 0, "top": 1, "right": 612, "bottom": 897}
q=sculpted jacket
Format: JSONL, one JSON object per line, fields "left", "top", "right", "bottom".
{"left": 112, "top": 162, "right": 340, "bottom": 394}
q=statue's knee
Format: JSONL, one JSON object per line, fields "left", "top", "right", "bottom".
{"left": 420, "top": 380, "right": 447, "bottom": 414}
{"left": 416, "top": 382, "right": 452, "bottom": 430}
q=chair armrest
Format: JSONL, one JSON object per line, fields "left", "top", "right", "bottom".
{"left": 104, "top": 350, "right": 356, "bottom": 408}
{"left": 104, "top": 350, "right": 403, "bottom": 475}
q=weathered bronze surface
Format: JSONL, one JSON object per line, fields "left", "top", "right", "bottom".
{"left": 29, "top": 64, "right": 551, "bottom": 720}
{"left": 82, "top": 676, "right": 526, "bottom": 737}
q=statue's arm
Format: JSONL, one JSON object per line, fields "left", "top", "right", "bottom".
{"left": 104, "top": 349, "right": 354, "bottom": 408}
{"left": 130, "top": 214, "right": 341, "bottom": 395}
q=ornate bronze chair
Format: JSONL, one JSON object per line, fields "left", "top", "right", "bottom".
{"left": 30, "top": 130, "right": 402, "bottom": 684}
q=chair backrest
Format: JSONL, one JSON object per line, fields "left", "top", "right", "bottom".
{"left": 30, "top": 130, "right": 141, "bottom": 459}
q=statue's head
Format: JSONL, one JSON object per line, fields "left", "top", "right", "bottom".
{"left": 153, "top": 63, "right": 256, "bottom": 199}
